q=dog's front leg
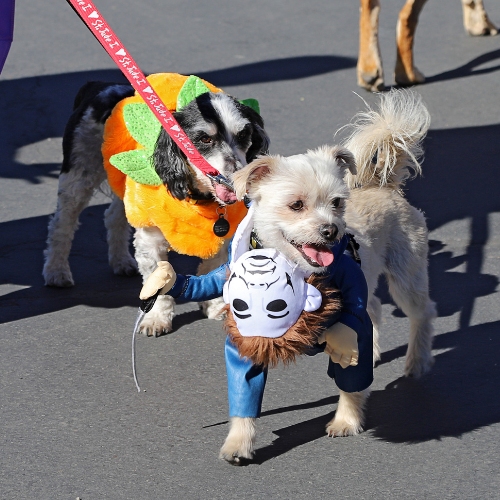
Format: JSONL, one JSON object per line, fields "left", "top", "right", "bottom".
{"left": 134, "top": 227, "right": 175, "bottom": 336}
{"left": 103, "top": 196, "right": 138, "bottom": 277}
{"left": 219, "top": 417, "right": 256, "bottom": 465}
{"left": 357, "top": 0, "right": 385, "bottom": 91}
{"left": 326, "top": 389, "right": 370, "bottom": 437}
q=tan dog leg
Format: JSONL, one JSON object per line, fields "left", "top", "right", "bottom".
{"left": 394, "top": 0, "right": 428, "bottom": 86}
{"left": 358, "top": 0, "right": 385, "bottom": 91}
{"left": 326, "top": 389, "right": 370, "bottom": 437}
{"left": 462, "top": 0, "right": 498, "bottom": 36}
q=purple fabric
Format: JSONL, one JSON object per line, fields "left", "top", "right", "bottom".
{"left": 0, "top": 0, "right": 15, "bottom": 73}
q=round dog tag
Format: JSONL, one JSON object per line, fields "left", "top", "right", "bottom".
{"left": 213, "top": 215, "right": 230, "bottom": 236}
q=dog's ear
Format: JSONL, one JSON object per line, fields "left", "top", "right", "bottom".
{"left": 236, "top": 102, "right": 270, "bottom": 162}
{"left": 232, "top": 156, "right": 275, "bottom": 200}
{"left": 152, "top": 128, "right": 195, "bottom": 200}
{"left": 332, "top": 146, "right": 357, "bottom": 175}
{"left": 247, "top": 122, "right": 270, "bottom": 162}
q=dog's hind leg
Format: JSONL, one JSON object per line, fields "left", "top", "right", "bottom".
{"left": 43, "top": 168, "right": 106, "bottom": 287}
{"left": 219, "top": 417, "right": 256, "bottom": 465}
{"left": 386, "top": 267, "right": 436, "bottom": 378}
{"left": 394, "top": 0, "right": 428, "bottom": 86}
{"left": 134, "top": 226, "right": 175, "bottom": 336}
{"left": 104, "top": 195, "right": 138, "bottom": 276}
{"left": 326, "top": 389, "right": 370, "bottom": 437}
{"left": 368, "top": 294, "right": 382, "bottom": 365}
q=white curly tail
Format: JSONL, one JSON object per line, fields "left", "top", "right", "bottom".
{"left": 341, "top": 89, "right": 431, "bottom": 190}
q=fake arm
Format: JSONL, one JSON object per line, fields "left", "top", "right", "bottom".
{"left": 318, "top": 323, "right": 358, "bottom": 368}
{"left": 139, "top": 261, "right": 177, "bottom": 300}
{"left": 140, "top": 261, "right": 228, "bottom": 303}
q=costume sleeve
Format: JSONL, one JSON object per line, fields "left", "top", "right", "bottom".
{"left": 168, "top": 263, "right": 229, "bottom": 302}
{"left": 325, "top": 254, "right": 369, "bottom": 333}
{"left": 324, "top": 253, "right": 373, "bottom": 392}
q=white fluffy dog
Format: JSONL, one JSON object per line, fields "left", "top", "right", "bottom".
{"left": 219, "top": 88, "right": 436, "bottom": 461}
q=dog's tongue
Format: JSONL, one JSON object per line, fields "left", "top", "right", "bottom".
{"left": 215, "top": 183, "right": 237, "bottom": 204}
{"left": 302, "top": 244, "right": 334, "bottom": 266}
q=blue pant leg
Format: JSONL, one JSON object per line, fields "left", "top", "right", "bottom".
{"left": 225, "top": 337, "right": 268, "bottom": 418}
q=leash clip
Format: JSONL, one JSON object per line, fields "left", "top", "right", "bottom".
{"left": 206, "top": 173, "right": 235, "bottom": 192}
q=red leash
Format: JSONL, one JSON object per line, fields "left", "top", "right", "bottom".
{"left": 67, "top": 0, "right": 221, "bottom": 179}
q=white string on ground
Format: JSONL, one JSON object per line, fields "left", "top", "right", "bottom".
{"left": 132, "top": 308, "right": 146, "bottom": 392}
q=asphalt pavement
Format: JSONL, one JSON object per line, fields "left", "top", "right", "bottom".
{"left": 1, "top": 0, "right": 500, "bottom": 498}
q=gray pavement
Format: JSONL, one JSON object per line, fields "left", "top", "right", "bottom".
{"left": 1, "top": 0, "right": 500, "bottom": 498}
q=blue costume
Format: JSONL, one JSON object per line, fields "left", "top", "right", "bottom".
{"left": 167, "top": 210, "right": 373, "bottom": 418}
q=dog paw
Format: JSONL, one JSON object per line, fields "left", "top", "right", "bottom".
{"left": 111, "top": 256, "right": 139, "bottom": 277}
{"left": 394, "top": 64, "right": 425, "bottom": 86}
{"left": 404, "top": 353, "right": 435, "bottom": 378}
{"left": 138, "top": 312, "right": 173, "bottom": 337}
{"left": 43, "top": 268, "right": 75, "bottom": 288}
{"left": 325, "top": 418, "right": 363, "bottom": 437}
{"left": 219, "top": 417, "right": 255, "bottom": 465}
{"left": 219, "top": 441, "right": 254, "bottom": 466}
{"left": 200, "top": 297, "right": 226, "bottom": 320}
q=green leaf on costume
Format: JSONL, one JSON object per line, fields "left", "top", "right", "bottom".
{"left": 176, "top": 75, "right": 211, "bottom": 111}
{"left": 110, "top": 150, "right": 162, "bottom": 186}
{"left": 239, "top": 98, "right": 260, "bottom": 115}
{"left": 109, "top": 102, "right": 163, "bottom": 186}
{"left": 123, "top": 103, "right": 162, "bottom": 150}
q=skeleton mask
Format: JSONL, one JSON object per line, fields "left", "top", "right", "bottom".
{"left": 223, "top": 248, "right": 322, "bottom": 338}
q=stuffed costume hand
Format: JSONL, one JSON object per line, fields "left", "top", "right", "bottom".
{"left": 317, "top": 323, "right": 359, "bottom": 368}
{"left": 140, "top": 261, "right": 177, "bottom": 300}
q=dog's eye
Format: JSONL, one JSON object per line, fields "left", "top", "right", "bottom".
{"left": 200, "top": 134, "right": 213, "bottom": 144}
{"left": 236, "top": 127, "right": 251, "bottom": 142}
{"left": 289, "top": 200, "right": 304, "bottom": 211}
{"left": 332, "top": 198, "right": 341, "bottom": 209}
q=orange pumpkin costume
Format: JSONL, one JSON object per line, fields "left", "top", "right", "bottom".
{"left": 101, "top": 73, "right": 247, "bottom": 259}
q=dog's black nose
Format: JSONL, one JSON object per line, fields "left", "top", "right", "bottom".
{"left": 319, "top": 224, "right": 338, "bottom": 241}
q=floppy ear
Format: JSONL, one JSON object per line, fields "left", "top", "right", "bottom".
{"left": 235, "top": 101, "right": 270, "bottom": 162}
{"left": 152, "top": 128, "right": 195, "bottom": 200}
{"left": 232, "top": 156, "right": 275, "bottom": 201}
{"left": 332, "top": 146, "right": 357, "bottom": 175}
{"left": 247, "top": 122, "right": 270, "bottom": 163}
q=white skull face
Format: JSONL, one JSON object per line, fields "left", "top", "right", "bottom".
{"left": 223, "top": 249, "right": 322, "bottom": 338}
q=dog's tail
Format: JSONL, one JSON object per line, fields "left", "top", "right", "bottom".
{"left": 341, "top": 89, "right": 431, "bottom": 190}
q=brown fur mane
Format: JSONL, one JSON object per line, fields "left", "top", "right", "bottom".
{"left": 224, "top": 274, "right": 341, "bottom": 368}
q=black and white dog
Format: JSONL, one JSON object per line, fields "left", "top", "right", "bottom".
{"left": 43, "top": 77, "right": 269, "bottom": 335}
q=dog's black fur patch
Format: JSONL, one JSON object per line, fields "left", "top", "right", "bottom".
{"left": 62, "top": 82, "right": 134, "bottom": 173}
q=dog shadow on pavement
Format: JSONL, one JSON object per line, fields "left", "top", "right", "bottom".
{"left": 251, "top": 319, "right": 500, "bottom": 465}
{"left": 0, "top": 54, "right": 355, "bottom": 183}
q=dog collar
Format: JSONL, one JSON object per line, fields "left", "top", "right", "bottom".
{"left": 249, "top": 229, "right": 264, "bottom": 250}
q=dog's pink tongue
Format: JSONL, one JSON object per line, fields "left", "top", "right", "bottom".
{"left": 215, "top": 183, "right": 237, "bottom": 204}
{"left": 302, "top": 244, "right": 334, "bottom": 266}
